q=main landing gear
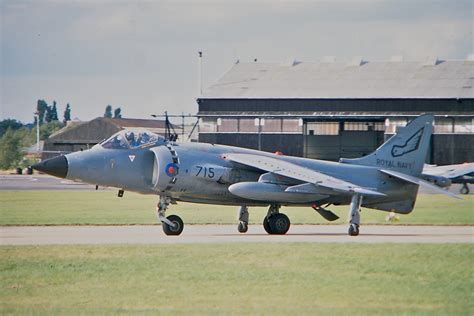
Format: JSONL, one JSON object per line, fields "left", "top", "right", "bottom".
{"left": 237, "top": 206, "right": 249, "bottom": 233}
{"left": 460, "top": 183, "right": 470, "bottom": 195}
{"left": 347, "top": 195, "right": 362, "bottom": 236}
{"left": 237, "top": 204, "right": 291, "bottom": 235}
{"left": 263, "top": 204, "right": 290, "bottom": 235}
{"left": 157, "top": 196, "right": 184, "bottom": 236}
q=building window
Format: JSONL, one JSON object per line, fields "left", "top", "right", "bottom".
{"left": 306, "top": 122, "right": 339, "bottom": 135}
{"left": 344, "top": 122, "right": 386, "bottom": 131}
{"left": 385, "top": 118, "right": 407, "bottom": 134}
{"left": 199, "top": 118, "right": 217, "bottom": 133}
{"left": 217, "top": 119, "right": 238, "bottom": 132}
{"left": 344, "top": 122, "right": 369, "bottom": 131}
{"left": 434, "top": 118, "right": 453, "bottom": 133}
{"left": 454, "top": 118, "right": 473, "bottom": 133}
{"left": 282, "top": 119, "right": 302, "bottom": 133}
{"left": 239, "top": 119, "right": 258, "bottom": 133}
{"left": 262, "top": 119, "right": 282, "bottom": 133}
{"left": 373, "top": 122, "right": 386, "bottom": 131}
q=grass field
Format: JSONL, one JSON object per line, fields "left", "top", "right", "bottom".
{"left": 1, "top": 244, "right": 473, "bottom": 315}
{"left": 0, "top": 191, "right": 473, "bottom": 226}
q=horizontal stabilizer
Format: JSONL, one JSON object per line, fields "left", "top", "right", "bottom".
{"left": 380, "top": 169, "right": 463, "bottom": 199}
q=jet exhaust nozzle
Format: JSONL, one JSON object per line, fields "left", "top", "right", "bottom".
{"left": 31, "top": 155, "right": 69, "bottom": 178}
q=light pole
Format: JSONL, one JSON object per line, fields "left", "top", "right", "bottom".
{"left": 198, "top": 51, "right": 203, "bottom": 96}
{"left": 34, "top": 112, "right": 40, "bottom": 152}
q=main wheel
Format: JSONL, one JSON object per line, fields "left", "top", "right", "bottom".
{"left": 460, "top": 184, "right": 469, "bottom": 195}
{"left": 348, "top": 224, "right": 359, "bottom": 236}
{"left": 162, "top": 215, "right": 184, "bottom": 236}
{"left": 263, "top": 216, "right": 273, "bottom": 234}
{"left": 238, "top": 222, "right": 248, "bottom": 233}
{"left": 268, "top": 213, "right": 290, "bottom": 235}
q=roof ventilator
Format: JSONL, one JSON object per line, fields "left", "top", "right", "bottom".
{"left": 423, "top": 56, "right": 439, "bottom": 66}
{"left": 347, "top": 56, "right": 364, "bottom": 67}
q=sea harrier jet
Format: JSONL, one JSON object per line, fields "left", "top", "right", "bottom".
{"left": 33, "top": 114, "right": 459, "bottom": 236}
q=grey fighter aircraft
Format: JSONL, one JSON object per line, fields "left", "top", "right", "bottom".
{"left": 33, "top": 114, "right": 459, "bottom": 236}
{"left": 422, "top": 163, "right": 474, "bottom": 194}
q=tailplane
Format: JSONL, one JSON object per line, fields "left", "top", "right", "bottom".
{"left": 340, "top": 114, "right": 434, "bottom": 176}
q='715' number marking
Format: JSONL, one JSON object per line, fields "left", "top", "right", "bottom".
{"left": 196, "top": 166, "right": 215, "bottom": 178}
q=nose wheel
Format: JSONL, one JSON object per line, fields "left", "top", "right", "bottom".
{"left": 162, "top": 215, "right": 184, "bottom": 236}
{"left": 157, "top": 196, "right": 184, "bottom": 236}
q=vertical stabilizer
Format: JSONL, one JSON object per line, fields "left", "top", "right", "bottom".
{"left": 340, "top": 115, "right": 434, "bottom": 176}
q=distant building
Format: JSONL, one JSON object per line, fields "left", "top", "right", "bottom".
{"left": 42, "top": 117, "right": 171, "bottom": 159}
{"left": 197, "top": 56, "right": 474, "bottom": 165}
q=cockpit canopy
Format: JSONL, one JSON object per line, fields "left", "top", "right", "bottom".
{"left": 100, "top": 129, "right": 166, "bottom": 150}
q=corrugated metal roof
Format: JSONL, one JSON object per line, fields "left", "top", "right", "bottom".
{"left": 49, "top": 117, "right": 175, "bottom": 139}
{"left": 108, "top": 118, "right": 169, "bottom": 129}
{"left": 202, "top": 59, "right": 474, "bottom": 99}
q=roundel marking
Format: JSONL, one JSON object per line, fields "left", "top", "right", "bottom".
{"left": 165, "top": 163, "right": 179, "bottom": 177}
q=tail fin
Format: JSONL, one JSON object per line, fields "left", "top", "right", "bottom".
{"left": 340, "top": 114, "right": 434, "bottom": 176}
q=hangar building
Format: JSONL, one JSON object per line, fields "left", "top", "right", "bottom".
{"left": 197, "top": 57, "right": 474, "bottom": 165}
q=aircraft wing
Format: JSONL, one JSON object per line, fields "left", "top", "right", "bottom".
{"left": 225, "top": 153, "right": 385, "bottom": 196}
{"left": 423, "top": 163, "right": 474, "bottom": 179}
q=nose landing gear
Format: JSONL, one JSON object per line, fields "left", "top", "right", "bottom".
{"left": 157, "top": 196, "right": 184, "bottom": 236}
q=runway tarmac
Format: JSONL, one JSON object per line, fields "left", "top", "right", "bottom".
{"left": 0, "top": 174, "right": 101, "bottom": 190}
{"left": 1, "top": 225, "right": 472, "bottom": 245}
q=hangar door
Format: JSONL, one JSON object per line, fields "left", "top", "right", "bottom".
{"left": 304, "top": 121, "right": 385, "bottom": 161}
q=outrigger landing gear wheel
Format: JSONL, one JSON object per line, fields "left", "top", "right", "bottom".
{"left": 347, "top": 195, "right": 362, "bottom": 237}
{"left": 162, "top": 215, "right": 184, "bottom": 236}
{"left": 460, "top": 184, "right": 469, "bottom": 195}
{"left": 238, "top": 221, "right": 248, "bottom": 233}
{"left": 348, "top": 223, "right": 359, "bottom": 236}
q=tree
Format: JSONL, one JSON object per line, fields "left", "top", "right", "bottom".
{"left": 0, "top": 119, "right": 23, "bottom": 138}
{"left": 104, "top": 105, "right": 113, "bottom": 118}
{"left": 63, "top": 104, "right": 71, "bottom": 123}
{"left": 36, "top": 100, "right": 48, "bottom": 125}
{"left": 113, "top": 107, "right": 122, "bottom": 118}
{"left": 0, "top": 128, "right": 23, "bottom": 169}
{"left": 40, "top": 121, "right": 64, "bottom": 139}
{"left": 51, "top": 101, "right": 59, "bottom": 121}
{"left": 44, "top": 106, "right": 53, "bottom": 123}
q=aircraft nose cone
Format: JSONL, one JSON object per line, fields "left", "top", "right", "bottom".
{"left": 32, "top": 155, "right": 68, "bottom": 178}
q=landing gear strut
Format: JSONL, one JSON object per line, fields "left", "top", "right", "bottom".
{"left": 237, "top": 206, "right": 249, "bottom": 233}
{"left": 157, "top": 196, "right": 184, "bottom": 236}
{"left": 263, "top": 204, "right": 290, "bottom": 235}
{"left": 347, "top": 195, "right": 362, "bottom": 236}
{"left": 460, "top": 183, "right": 470, "bottom": 195}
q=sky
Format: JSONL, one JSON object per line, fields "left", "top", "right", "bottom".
{"left": 1, "top": 0, "right": 472, "bottom": 124}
